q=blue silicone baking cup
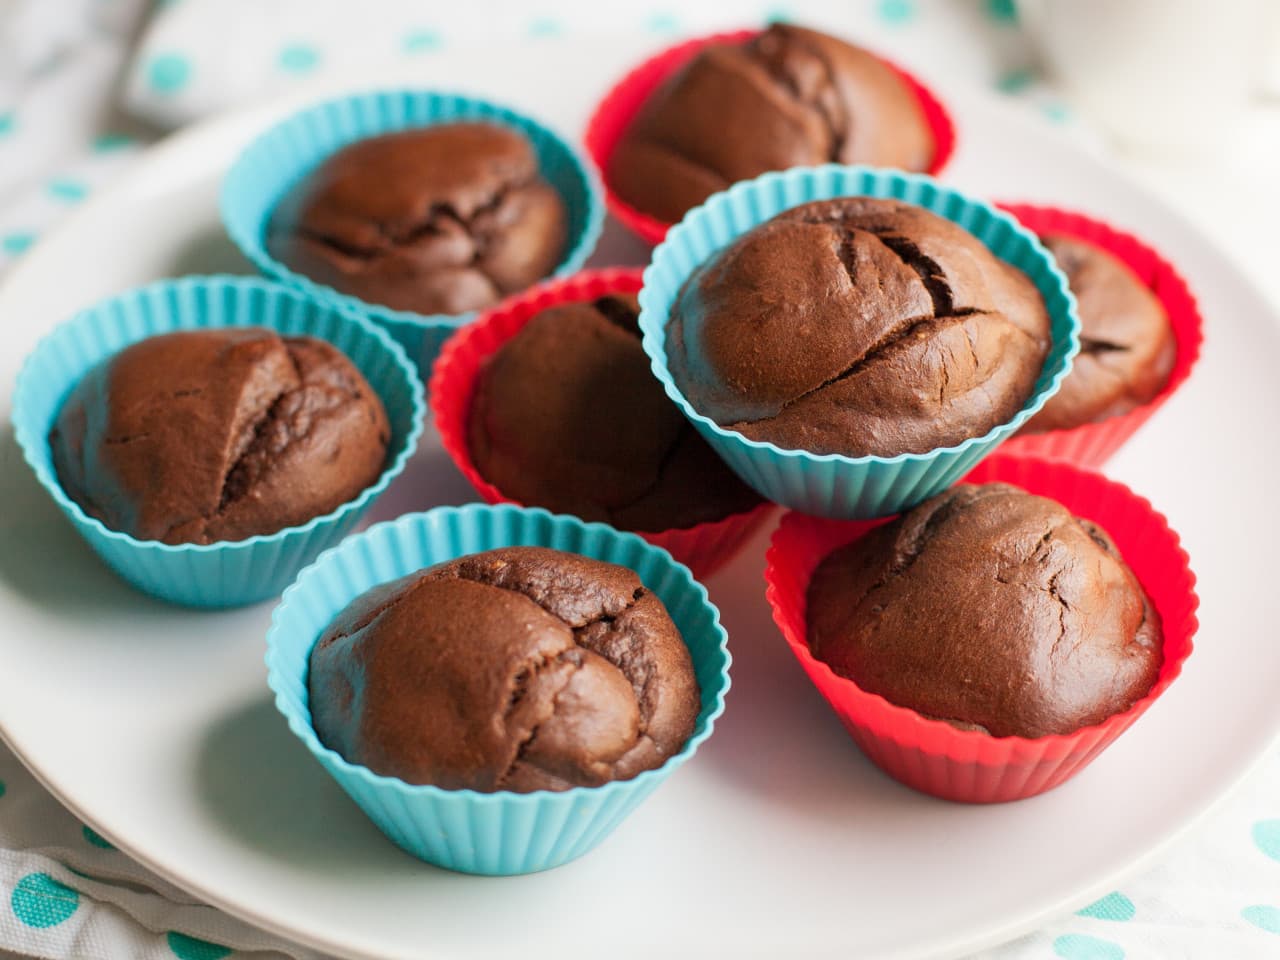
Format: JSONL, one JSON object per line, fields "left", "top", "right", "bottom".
{"left": 265, "top": 503, "right": 731, "bottom": 875}
{"left": 221, "top": 89, "right": 605, "bottom": 373}
{"left": 638, "top": 165, "right": 1081, "bottom": 519}
{"left": 10, "top": 276, "right": 425, "bottom": 608}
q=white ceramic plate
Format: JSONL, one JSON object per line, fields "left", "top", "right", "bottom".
{"left": 1, "top": 35, "right": 1277, "bottom": 960}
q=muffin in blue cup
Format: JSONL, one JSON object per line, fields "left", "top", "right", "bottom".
{"left": 10, "top": 276, "right": 424, "bottom": 608}
{"left": 221, "top": 90, "right": 605, "bottom": 373}
{"left": 265, "top": 503, "right": 731, "bottom": 875}
{"left": 638, "top": 165, "right": 1080, "bottom": 519}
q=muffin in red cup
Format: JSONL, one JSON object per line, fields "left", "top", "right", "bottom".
{"left": 432, "top": 268, "right": 774, "bottom": 579}
{"left": 997, "top": 204, "right": 1204, "bottom": 468}
{"left": 764, "top": 454, "right": 1197, "bottom": 803}
{"left": 584, "top": 25, "right": 956, "bottom": 245}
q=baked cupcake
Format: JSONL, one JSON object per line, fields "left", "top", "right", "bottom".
{"left": 1018, "top": 234, "right": 1176, "bottom": 434}
{"left": 763, "top": 455, "right": 1197, "bottom": 801}
{"left": 667, "top": 196, "right": 1052, "bottom": 459}
{"left": 309, "top": 546, "right": 701, "bottom": 792}
{"left": 807, "top": 483, "right": 1162, "bottom": 738}
{"left": 607, "top": 24, "right": 936, "bottom": 225}
{"left": 267, "top": 124, "right": 567, "bottom": 316}
{"left": 49, "top": 327, "right": 390, "bottom": 545}
{"left": 467, "top": 290, "right": 762, "bottom": 532}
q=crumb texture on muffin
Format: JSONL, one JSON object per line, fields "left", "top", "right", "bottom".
{"left": 468, "top": 293, "right": 761, "bottom": 531}
{"left": 50, "top": 328, "right": 390, "bottom": 544}
{"left": 309, "top": 546, "right": 700, "bottom": 792}
{"left": 668, "top": 197, "right": 1051, "bottom": 458}
{"left": 807, "top": 483, "right": 1162, "bottom": 738}
{"left": 1019, "top": 234, "right": 1175, "bottom": 433}
{"left": 268, "top": 123, "right": 567, "bottom": 315}
{"left": 609, "top": 23, "right": 933, "bottom": 223}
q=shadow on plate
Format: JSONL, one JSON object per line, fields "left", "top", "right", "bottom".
{"left": 196, "top": 695, "right": 431, "bottom": 878}
{"left": 695, "top": 538, "right": 940, "bottom": 821}
{"left": 165, "top": 223, "right": 257, "bottom": 278}
{"left": 0, "top": 426, "right": 182, "bottom": 620}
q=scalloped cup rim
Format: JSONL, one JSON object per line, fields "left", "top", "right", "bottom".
{"left": 264, "top": 503, "right": 732, "bottom": 803}
{"left": 638, "top": 164, "right": 1081, "bottom": 468}
{"left": 10, "top": 274, "right": 426, "bottom": 555}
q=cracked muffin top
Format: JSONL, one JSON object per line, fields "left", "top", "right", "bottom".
{"left": 1019, "top": 234, "right": 1175, "bottom": 434}
{"left": 807, "top": 483, "right": 1163, "bottom": 739}
{"left": 266, "top": 123, "right": 568, "bottom": 316}
{"left": 49, "top": 328, "right": 390, "bottom": 545}
{"left": 608, "top": 24, "right": 934, "bottom": 225}
{"left": 467, "top": 292, "right": 761, "bottom": 532}
{"left": 308, "top": 546, "right": 700, "bottom": 793}
{"left": 666, "top": 196, "right": 1052, "bottom": 458}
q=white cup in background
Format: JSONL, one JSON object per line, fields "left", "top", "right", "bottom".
{"left": 1016, "top": 0, "right": 1273, "bottom": 155}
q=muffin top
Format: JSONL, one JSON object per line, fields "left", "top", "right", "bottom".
{"left": 1020, "top": 234, "right": 1175, "bottom": 433}
{"left": 667, "top": 196, "right": 1052, "bottom": 458}
{"left": 609, "top": 23, "right": 934, "bottom": 224}
{"left": 50, "top": 328, "right": 390, "bottom": 545}
{"left": 267, "top": 123, "right": 567, "bottom": 315}
{"left": 807, "top": 483, "right": 1163, "bottom": 738}
{"left": 468, "top": 292, "right": 762, "bottom": 531}
{"left": 309, "top": 546, "right": 700, "bottom": 793}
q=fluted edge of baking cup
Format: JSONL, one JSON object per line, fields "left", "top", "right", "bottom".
{"left": 430, "top": 267, "right": 777, "bottom": 579}
{"left": 583, "top": 28, "right": 958, "bottom": 246}
{"left": 763, "top": 454, "right": 1198, "bottom": 803}
{"left": 995, "top": 203, "right": 1205, "bottom": 468}
{"left": 220, "top": 89, "right": 606, "bottom": 373}
{"left": 264, "top": 503, "right": 731, "bottom": 874}
{"left": 10, "top": 275, "right": 425, "bottom": 608}
{"left": 637, "top": 165, "right": 1081, "bottom": 519}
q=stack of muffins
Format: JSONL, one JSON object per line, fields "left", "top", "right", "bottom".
{"left": 11, "top": 20, "right": 1201, "bottom": 875}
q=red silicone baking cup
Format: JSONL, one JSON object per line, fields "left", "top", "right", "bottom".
{"left": 431, "top": 267, "right": 775, "bottom": 580}
{"left": 764, "top": 454, "right": 1197, "bottom": 803}
{"left": 996, "top": 204, "right": 1204, "bottom": 468}
{"left": 584, "top": 29, "right": 957, "bottom": 246}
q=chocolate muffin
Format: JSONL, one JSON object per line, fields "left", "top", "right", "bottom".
{"left": 609, "top": 24, "right": 934, "bottom": 224}
{"left": 667, "top": 197, "right": 1052, "bottom": 458}
{"left": 1019, "top": 234, "right": 1175, "bottom": 433}
{"left": 468, "top": 292, "right": 762, "bottom": 531}
{"left": 808, "top": 483, "right": 1162, "bottom": 738}
{"left": 267, "top": 124, "right": 567, "bottom": 315}
{"left": 309, "top": 546, "right": 700, "bottom": 792}
{"left": 50, "top": 328, "right": 390, "bottom": 545}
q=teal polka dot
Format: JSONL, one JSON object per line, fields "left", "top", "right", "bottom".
{"left": 985, "top": 0, "right": 1018, "bottom": 22}
{"left": 996, "top": 68, "right": 1036, "bottom": 95}
{"left": 92, "top": 132, "right": 135, "bottom": 152}
{"left": 877, "top": 0, "right": 916, "bottom": 25}
{"left": 402, "top": 29, "right": 442, "bottom": 53}
{"left": 0, "top": 112, "right": 14, "bottom": 137}
{"left": 278, "top": 44, "right": 319, "bottom": 73}
{"left": 1244, "top": 905, "right": 1280, "bottom": 935}
{"left": 646, "top": 12, "right": 680, "bottom": 34}
{"left": 82, "top": 825, "right": 114, "bottom": 850}
{"left": 1253, "top": 820, "right": 1280, "bottom": 862}
{"left": 166, "top": 931, "right": 232, "bottom": 960}
{"left": 764, "top": 5, "right": 793, "bottom": 23}
{"left": 1077, "top": 892, "right": 1136, "bottom": 922}
{"left": 526, "top": 18, "right": 563, "bottom": 38}
{"left": 146, "top": 54, "right": 191, "bottom": 95}
{"left": 47, "top": 179, "right": 88, "bottom": 202}
{"left": 11, "top": 873, "right": 79, "bottom": 928}
{"left": 1053, "top": 934, "right": 1125, "bottom": 960}
{"left": 1, "top": 232, "right": 35, "bottom": 255}
{"left": 1042, "top": 101, "right": 1072, "bottom": 124}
